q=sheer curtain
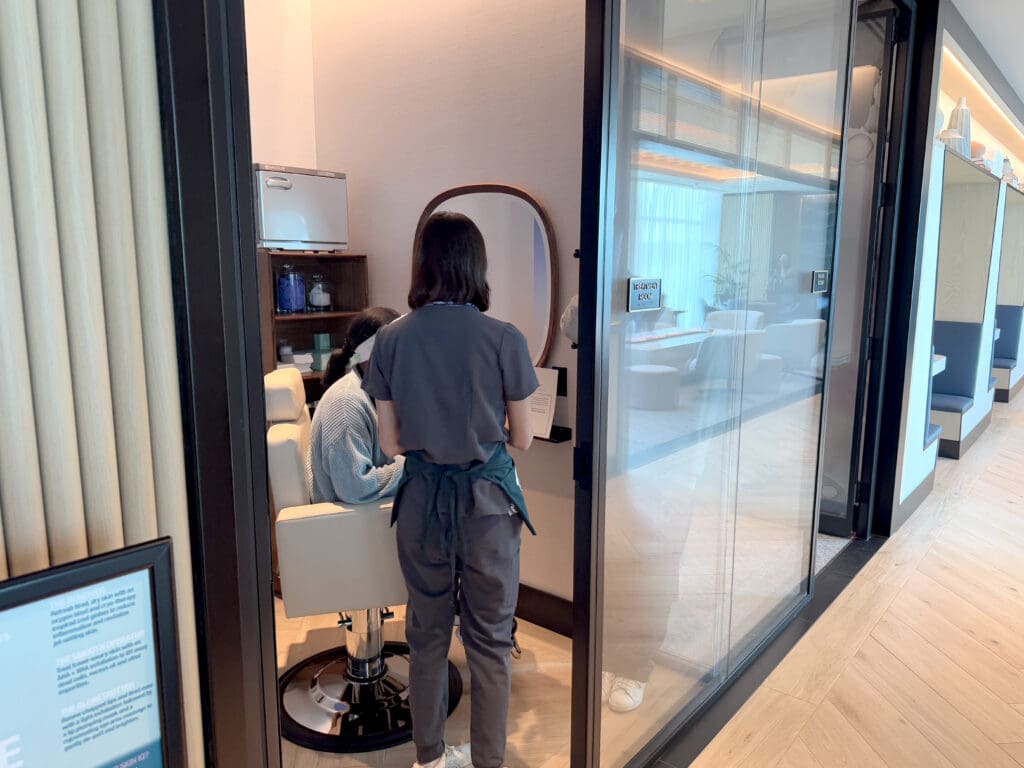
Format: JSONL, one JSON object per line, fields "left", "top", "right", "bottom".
{"left": 630, "top": 173, "right": 723, "bottom": 326}
{"left": 0, "top": 2, "right": 203, "bottom": 765}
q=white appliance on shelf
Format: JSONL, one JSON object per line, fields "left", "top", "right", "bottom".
{"left": 254, "top": 164, "right": 349, "bottom": 251}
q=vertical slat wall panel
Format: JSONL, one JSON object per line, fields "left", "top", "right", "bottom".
{"left": 37, "top": 0, "right": 126, "bottom": 556}
{"left": 79, "top": 0, "right": 159, "bottom": 545}
{"left": 117, "top": 1, "right": 205, "bottom": 763}
{"left": 0, "top": 92, "right": 50, "bottom": 577}
{"left": 0, "top": 502, "right": 7, "bottom": 581}
{"left": 1, "top": 1, "right": 207, "bottom": 759}
{"left": 0, "top": 0, "right": 89, "bottom": 566}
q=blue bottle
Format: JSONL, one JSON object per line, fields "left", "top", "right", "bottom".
{"left": 277, "top": 265, "right": 305, "bottom": 314}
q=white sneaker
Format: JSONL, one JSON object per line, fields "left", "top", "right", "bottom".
{"left": 412, "top": 743, "right": 472, "bottom": 768}
{"left": 601, "top": 671, "right": 616, "bottom": 703}
{"left": 608, "top": 677, "right": 646, "bottom": 713}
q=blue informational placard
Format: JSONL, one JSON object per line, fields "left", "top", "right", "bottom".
{"left": 0, "top": 569, "right": 164, "bottom": 768}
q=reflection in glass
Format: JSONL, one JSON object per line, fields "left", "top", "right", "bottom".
{"left": 597, "top": 1, "right": 851, "bottom": 765}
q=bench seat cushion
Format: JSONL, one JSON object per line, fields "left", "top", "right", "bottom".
{"left": 925, "top": 423, "right": 943, "bottom": 447}
{"left": 932, "top": 321, "right": 983, "bottom": 399}
{"left": 931, "top": 393, "right": 974, "bottom": 414}
{"left": 994, "top": 356, "right": 1017, "bottom": 370}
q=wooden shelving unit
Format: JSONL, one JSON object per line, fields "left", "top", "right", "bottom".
{"left": 258, "top": 248, "right": 369, "bottom": 403}
{"left": 274, "top": 310, "right": 360, "bottom": 322}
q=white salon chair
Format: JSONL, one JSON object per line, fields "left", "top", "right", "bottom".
{"left": 264, "top": 369, "right": 462, "bottom": 753}
{"left": 764, "top": 318, "right": 826, "bottom": 372}
{"left": 706, "top": 309, "right": 765, "bottom": 332}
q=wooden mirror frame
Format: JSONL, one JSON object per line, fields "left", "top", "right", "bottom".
{"left": 416, "top": 184, "right": 560, "bottom": 367}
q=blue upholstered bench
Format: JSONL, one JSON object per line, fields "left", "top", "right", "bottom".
{"left": 995, "top": 305, "right": 1023, "bottom": 363}
{"left": 930, "top": 393, "right": 973, "bottom": 413}
{"left": 994, "top": 356, "right": 1017, "bottom": 370}
{"left": 931, "top": 321, "right": 983, "bottom": 414}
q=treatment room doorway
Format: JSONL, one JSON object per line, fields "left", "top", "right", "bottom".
{"left": 243, "top": 2, "right": 582, "bottom": 767}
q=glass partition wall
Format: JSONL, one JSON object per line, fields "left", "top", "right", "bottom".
{"left": 591, "top": 1, "right": 852, "bottom": 765}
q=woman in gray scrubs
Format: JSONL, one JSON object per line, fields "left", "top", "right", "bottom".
{"left": 363, "top": 212, "right": 538, "bottom": 768}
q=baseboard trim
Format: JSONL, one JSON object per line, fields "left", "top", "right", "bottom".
{"left": 939, "top": 410, "right": 992, "bottom": 459}
{"left": 995, "top": 374, "right": 1024, "bottom": 403}
{"left": 891, "top": 470, "right": 935, "bottom": 533}
{"left": 516, "top": 584, "right": 572, "bottom": 638}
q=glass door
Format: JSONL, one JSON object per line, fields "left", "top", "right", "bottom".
{"left": 819, "top": 3, "right": 903, "bottom": 538}
{"left": 574, "top": 1, "right": 853, "bottom": 765}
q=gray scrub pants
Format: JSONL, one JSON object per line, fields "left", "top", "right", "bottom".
{"left": 395, "top": 477, "right": 523, "bottom": 768}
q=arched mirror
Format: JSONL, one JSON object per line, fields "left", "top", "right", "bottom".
{"left": 416, "top": 184, "right": 558, "bottom": 366}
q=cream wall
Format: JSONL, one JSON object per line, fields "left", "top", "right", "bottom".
{"left": 306, "top": 1, "right": 584, "bottom": 598}
{"left": 244, "top": 0, "right": 317, "bottom": 168}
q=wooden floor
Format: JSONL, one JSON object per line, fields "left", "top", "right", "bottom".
{"left": 276, "top": 603, "right": 573, "bottom": 768}
{"left": 690, "top": 396, "right": 1024, "bottom": 768}
{"left": 275, "top": 392, "right": 844, "bottom": 768}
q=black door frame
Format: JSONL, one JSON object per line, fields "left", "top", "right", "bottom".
{"left": 853, "top": 0, "right": 919, "bottom": 539}
{"left": 571, "top": 0, "right": 612, "bottom": 765}
{"left": 819, "top": 0, "right": 916, "bottom": 539}
{"left": 873, "top": 0, "right": 941, "bottom": 535}
{"left": 152, "top": 0, "right": 279, "bottom": 766}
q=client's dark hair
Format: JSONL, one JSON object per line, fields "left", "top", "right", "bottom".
{"left": 322, "top": 306, "right": 401, "bottom": 389}
{"left": 408, "top": 211, "right": 490, "bottom": 311}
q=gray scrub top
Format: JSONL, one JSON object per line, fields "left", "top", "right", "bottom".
{"left": 362, "top": 304, "right": 539, "bottom": 465}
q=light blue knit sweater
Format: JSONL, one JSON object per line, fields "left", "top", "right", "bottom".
{"left": 311, "top": 371, "right": 404, "bottom": 504}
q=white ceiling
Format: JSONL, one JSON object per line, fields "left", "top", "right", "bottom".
{"left": 952, "top": 0, "right": 1024, "bottom": 109}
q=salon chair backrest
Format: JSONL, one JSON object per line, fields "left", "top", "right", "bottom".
{"left": 276, "top": 501, "right": 407, "bottom": 617}
{"left": 264, "top": 368, "right": 313, "bottom": 517}
{"left": 764, "top": 318, "right": 826, "bottom": 371}
{"left": 264, "top": 368, "right": 407, "bottom": 617}
{"left": 706, "top": 310, "right": 765, "bottom": 332}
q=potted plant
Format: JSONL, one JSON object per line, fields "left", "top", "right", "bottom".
{"left": 706, "top": 246, "right": 747, "bottom": 310}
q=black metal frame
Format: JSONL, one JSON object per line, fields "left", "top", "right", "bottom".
{"left": 151, "top": 0, "right": 278, "bottom": 766}
{"left": 873, "top": 0, "right": 941, "bottom": 534}
{"left": 852, "top": 0, "right": 918, "bottom": 539}
{"left": 820, "top": 0, "right": 916, "bottom": 539}
{"left": 0, "top": 538, "right": 185, "bottom": 768}
{"left": 571, "top": 1, "right": 612, "bottom": 765}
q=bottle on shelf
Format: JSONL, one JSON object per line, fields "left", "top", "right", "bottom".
{"left": 307, "top": 274, "right": 333, "bottom": 312}
{"left": 276, "top": 264, "right": 305, "bottom": 314}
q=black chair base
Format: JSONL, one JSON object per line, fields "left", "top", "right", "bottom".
{"left": 279, "top": 641, "right": 463, "bottom": 754}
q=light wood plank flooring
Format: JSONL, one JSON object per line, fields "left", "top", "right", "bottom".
{"left": 690, "top": 396, "right": 1024, "bottom": 768}
{"left": 276, "top": 393, "right": 842, "bottom": 768}
{"left": 276, "top": 602, "right": 572, "bottom": 768}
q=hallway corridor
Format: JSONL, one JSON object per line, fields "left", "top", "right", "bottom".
{"left": 688, "top": 396, "right": 1024, "bottom": 767}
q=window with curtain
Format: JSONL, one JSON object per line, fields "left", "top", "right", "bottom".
{"left": 629, "top": 173, "right": 723, "bottom": 326}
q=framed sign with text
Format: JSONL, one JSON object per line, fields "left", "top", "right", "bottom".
{"left": 0, "top": 539, "right": 183, "bottom": 768}
{"left": 627, "top": 277, "right": 663, "bottom": 312}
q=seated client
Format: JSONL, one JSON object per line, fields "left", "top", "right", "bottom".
{"left": 311, "top": 307, "right": 405, "bottom": 504}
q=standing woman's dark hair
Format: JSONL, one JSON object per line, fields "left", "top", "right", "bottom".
{"left": 322, "top": 306, "right": 401, "bottom": 389}
{"left": 409, "top": 212, "right": 491, "bottom": 311}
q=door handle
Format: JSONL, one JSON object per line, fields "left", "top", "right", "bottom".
{"left": 265, "top": 176, "right": 293, "bottom": 190}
